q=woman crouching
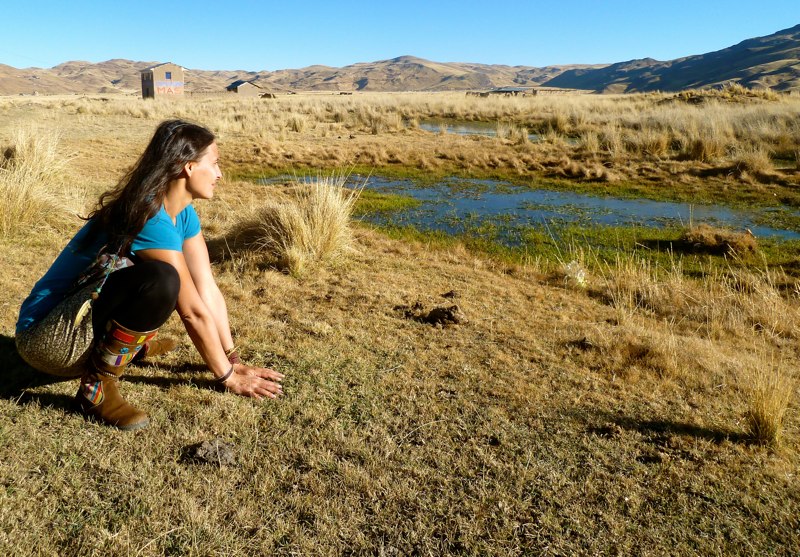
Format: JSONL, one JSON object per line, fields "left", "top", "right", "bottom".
{"left": 14, "top": 119, "right": 284, "bottom": 430}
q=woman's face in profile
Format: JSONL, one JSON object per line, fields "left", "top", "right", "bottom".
{"left": 185, "top": 142, "right": 222, "bottom": 200}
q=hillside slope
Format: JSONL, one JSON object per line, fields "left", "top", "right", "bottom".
{"left": 544, "top": 24, "right": 800, "bottom": 92}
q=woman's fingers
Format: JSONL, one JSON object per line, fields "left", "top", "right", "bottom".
{"left": 254, "top": 386, "right": 279, "bottom": 399}
{"left": 257, "top": 377, "right": 282, "bottom": 394}
{"left": 226, "top": 364, "right": 284, "bottom": 399}
{"left": 255, "top": 367, "right": 284, "bottom": 382}
{"left": 246, "top": 376, "right": 282, "bottom": 398}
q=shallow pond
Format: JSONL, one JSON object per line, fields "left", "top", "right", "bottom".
{"left": 262, "top": 175, "right": 800, "bottom": 244}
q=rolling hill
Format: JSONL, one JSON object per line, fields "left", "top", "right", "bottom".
{"left": 1, "top": 24, "right": 798, "bottom": 95}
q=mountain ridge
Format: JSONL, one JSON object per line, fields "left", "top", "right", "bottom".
{"left": 1, "top": 25, "right": 798, "bottom": 95}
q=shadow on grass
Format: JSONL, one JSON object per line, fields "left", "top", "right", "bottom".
{"left": 205, "top": 226, "right": 261, "bottom": 264}
{"left": 583, "top": 408, "right": 750, "bottom": 445}
{"left": 205, "top": 230, "right": 287, "bottom": 276}
{"left": 0, "top": 334, "right": 76, "bottom": 412}
{"left": 637, "top": 238, "right": 727, "bottom": 256}
{"left": 125, "top": 363, "right": 222, "bottom": 392}
{"left": 0, "top": 336, "right": 221, "bottom": 412}
{"left": 619, "top": 417, "right": 748, "bottom": 444}
{"left": 125, "top": 374, "right": 211, "bottom": 389}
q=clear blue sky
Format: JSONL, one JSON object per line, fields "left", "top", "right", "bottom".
{"left": 2, "top": 1, "right": 798, "bottom": 71}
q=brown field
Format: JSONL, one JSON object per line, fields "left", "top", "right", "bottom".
{"left": 0, "top": 91, "right": 798, "bottom": 555}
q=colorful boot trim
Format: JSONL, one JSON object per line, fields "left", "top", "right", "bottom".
{"left": 91, "top": 320, "right": 158, "bottom": 376}
{"left": 80, "top": 378, "right": 104, "bottom": 405}
{"left": 76, "top": 320, "right": 156, "bottom": 430}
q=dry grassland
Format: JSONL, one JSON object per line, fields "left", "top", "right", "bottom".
{"left": 0, "top": 92, "right": 798, "bottom": 555}
{"left": 3, "top": 86, "right": 800, "bottom": 203}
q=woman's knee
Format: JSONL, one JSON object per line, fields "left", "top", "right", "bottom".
{"left": 92, "top": 260, "right": 181, "bottom": 332}
{"left": 139, "top": 260, "right": 180, "bottom": 306}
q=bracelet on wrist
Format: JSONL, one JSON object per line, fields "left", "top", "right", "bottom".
{"left": 214, "top": 363, "right": 234, "bottom": 385}
{"left": 224, "top": 346, "right": 242, "bottom": 365}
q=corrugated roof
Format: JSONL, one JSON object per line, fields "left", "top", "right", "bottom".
{"left": 226, "top": 80, "right": 261, "bottom": 91}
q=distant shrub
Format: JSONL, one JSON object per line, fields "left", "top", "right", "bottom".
{"left": 686, "top": 136, "right": 728, "bottom": 162}
{"left": 580, "top": 131, "right": 600, "bottom": 157}
{"left": 719, "top": 82, "right": 779, "bottom": 102}
{"left": 496, "top": 122, "right": 528, "bottom": 144}
{"left": 630, "top": 128, "right": 671, "bottom": 158}
{"left": 288, "top": 114, "right": 308, "bottom": 133}
{"left": 599, "top": 126, "right": 626, "bottom": 159}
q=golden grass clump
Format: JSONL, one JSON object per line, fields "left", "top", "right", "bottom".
{"left": 681, "top": 224, "right": 758, "bottom": 257}
{"left": 730, "top": 145, "right": 773, "bottom": 175}
{"left": 496, "top": 122, "right": 529, "bottom": 144}
{"left": 287, "top": 114, "right": 308, "bottom": 133}
{"left": 568, "top": 325, "right": 688, "bottom": 382}
{"left": 589, "top": 245, "right": 800, "bottom": 343}
{"left": 629, "top": 127, "right": 670, "bottom": 158}
{"left": 595, "top": 253, "right": 684, "bottom": 322}
{"left": 252, "top": 175, "right": 360, "bottom": 277}
{"left": 744, "top": 355, "right": 794, "bottom": 446}
{"left": 0, "top": 128, "right": 81, "bottom": 237}
{"left": 579, "top": 130, "right": 600, "bottom": 157}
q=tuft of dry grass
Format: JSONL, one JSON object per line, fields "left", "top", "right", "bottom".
{"left": 682, "top": 224, "right": 758, "bottom": 257}
{"left": 744, "top": 355, "right": 794, "bottom": 446}
{"left": 496, "top": 122, "right": 529, "bottom": 144}
{"left": 730, "top": 145, "right": 773, "bottom": 175}
{"left": 0, "top": 128, "right": 82, "bottom": 237}
{"left": 250, "top": 174, "right": 360, "bottom": 277}
{"left": 588, "top": 243, "right": 800, "bottom": 343}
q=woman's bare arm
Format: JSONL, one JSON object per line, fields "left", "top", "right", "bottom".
{"left": 182, "top": 233, "right": 235, "bottom": 352}
{"left": 135, "top": 247, "right": 283, "bottom": 399}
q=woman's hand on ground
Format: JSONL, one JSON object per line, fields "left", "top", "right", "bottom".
{"left": 222, "top": 364, "right": 284, "bottom": 399}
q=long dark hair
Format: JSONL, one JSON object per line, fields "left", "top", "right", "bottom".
{"left": 86, "top": 119, "right": 216, "bottom": 254}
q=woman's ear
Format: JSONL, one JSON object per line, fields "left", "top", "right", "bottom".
{"left": 184, "top": 161, "right": 195, "bottom": 177}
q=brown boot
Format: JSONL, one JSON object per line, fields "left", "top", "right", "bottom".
{"left": 132, "top": 336, "right": 179, "bottom": 364}
{"left": 75, "top": 320, "right": 157, "bottom": 430}
{"left": 75, "top": 372, "right": 149, "bottom": 430}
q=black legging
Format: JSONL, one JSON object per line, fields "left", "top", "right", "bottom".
{"left": 91, "top": 260, "right": 180, "bottom": 334}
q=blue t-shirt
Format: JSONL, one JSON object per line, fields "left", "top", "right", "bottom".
{"left": 16, "top": 205, "right": 201, "bottom": 333}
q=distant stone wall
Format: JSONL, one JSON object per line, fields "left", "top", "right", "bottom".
{"left": 535, "top": 88, "right": 590, "bottom": 96}
{"left": 185, "top": 91, "right": 227, "bottom": 98}
{"left": 467, "top": 87, "right": 591, "bottom": 98}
